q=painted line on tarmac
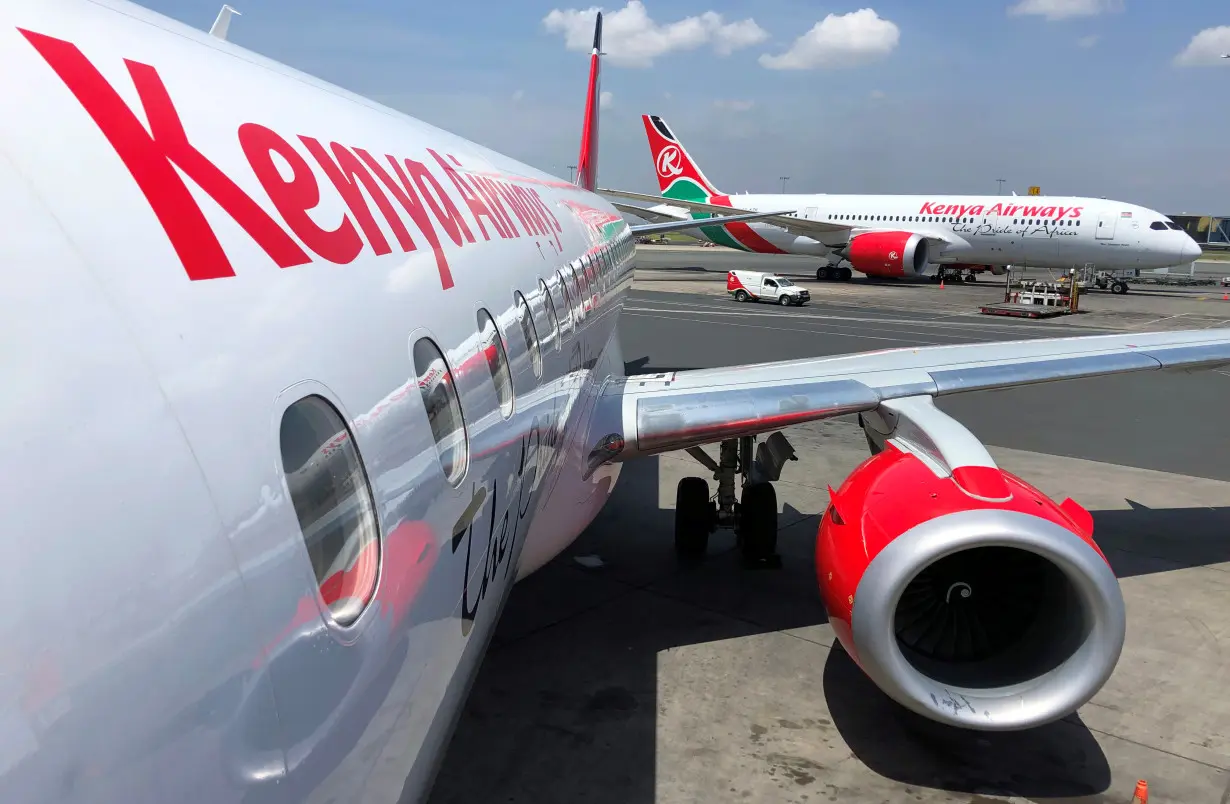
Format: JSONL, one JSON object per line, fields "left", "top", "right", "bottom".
{"left": 621, "top": 311, "right": 954, "bottom": 347}
{"left": 623, "top": 303, "right": 1100, "bottom": 341}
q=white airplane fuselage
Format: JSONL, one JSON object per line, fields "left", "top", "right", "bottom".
{"left": 650, "top": 193, "right": 1202, "bottom": 271}
{"left": 1, "top": 2, "right": 630, "bottom": 801}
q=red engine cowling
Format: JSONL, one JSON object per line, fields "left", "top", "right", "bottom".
{"left": 816, "top": 443, "right": 1125, "bottom": 731}
{"left": 847, "top": 231, "right": 931, "bottom": 277}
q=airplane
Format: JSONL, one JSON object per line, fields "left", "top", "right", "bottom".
{"left": 600, "top": 115, "right": 1203, "bottom": 285}
{"left": 2, "top": 2, "right": 1229, "bottom": 803}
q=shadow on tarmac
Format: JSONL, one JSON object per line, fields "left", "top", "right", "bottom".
{"left": 426, "top": 441, "right": 1230, "bottom": 803}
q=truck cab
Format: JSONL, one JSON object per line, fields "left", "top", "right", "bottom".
{"left": 727, "top": 270, "right": 811, "bottom": 306}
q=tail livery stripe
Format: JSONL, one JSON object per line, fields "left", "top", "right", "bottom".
{"left": 574, "top": 13, "right": 602, "bottom": 191}
{"left": 710, "top": 196, "right": 788, "bottom": 254}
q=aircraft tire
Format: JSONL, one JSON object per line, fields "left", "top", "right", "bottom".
{"left": 674, "top": 477, "right": 712, "bottom": 559}
{"left": 840, "top": 268, "right": 852, "bottom": 281}
{"left": 738, "top": 482, "right": 778, "bottom": 566}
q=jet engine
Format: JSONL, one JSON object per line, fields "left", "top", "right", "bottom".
{"left": 846, "top": 231, "right": 931, "bottom": 278}
{"left": 816, "top": 396, "right": 1125, "bottom": 731}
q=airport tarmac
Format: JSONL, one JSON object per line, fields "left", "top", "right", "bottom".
{"left": 427, "top": 257, "right": 1230, "bottom": 804}
{"left": 632, "top": 247, "right": 1230, "bottom": 333}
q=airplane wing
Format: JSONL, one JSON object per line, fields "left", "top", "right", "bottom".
{"left": 625, "top": 209, "right": 797, "bottom": 238}
{"left": 585, "top": 328, "right": 1230, "bottom": 464}
{"left": 600, "top": 187, "right": 852, "bottom": 241}
{"left": 611, "top": 201, "right": 692, "bottom": 226}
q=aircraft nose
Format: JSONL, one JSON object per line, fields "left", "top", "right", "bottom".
{"left": 1181, "top": 237, "right": 1201, "bottom": 262}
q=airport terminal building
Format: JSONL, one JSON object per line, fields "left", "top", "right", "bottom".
{"left": 1167, "top": 214, "right": 1229, "bottom": 249}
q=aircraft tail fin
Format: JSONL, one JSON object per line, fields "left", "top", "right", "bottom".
{"left": 641, "top": 114, "right": 722, "bottom": 202}
{"left": 574, "top": 12, "right": 602, "bottom": 191}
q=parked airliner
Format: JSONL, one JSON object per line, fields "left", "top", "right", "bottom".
{"left": 602, "top": 115, "right": 1202, "bottom": 283}
{"left": 3, "top": 3, "right": 1229, "bottom": 803}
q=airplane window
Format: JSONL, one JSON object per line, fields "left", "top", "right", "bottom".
{"left": 476, "top": 309, "right": 514, "bottom": 418}
{"left": 279, "top": 395, "right": 380, "bottom": 627}
{"left": 557, "top": 269, "right": 575, "bottom": 329}
{"left": 1077, "top": 221, "right": 1080, "bottom": 226}
{"left": 1149, "top": 221, "right": 1168, "bottom": 230}
{"left": 413, "top": 337, "right": 469, "bottom": 485}
{"left": 569, "top": 262, "right": 586, "bottom": 315}
{"left": 514, "top": 292, "right": 543, "bottom": 380}
{"left": 539, "top": 279, "right": 560, "bottom": 350}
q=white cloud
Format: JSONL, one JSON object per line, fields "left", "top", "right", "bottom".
{"left": 599, "top": 90, "right": 613, "bottom": 108}
{"left": 543, "top": 1, "right": 768, "bottom": 68}
{"left": 713, "top": 99, "right": 754, "bottom": 111}
{"left": 1174, "top": 26, "right": 1230, "bottom": 66}
{"left": 869, "top": 89, "right": 886, "bottom": 99}
{"left": 1007, "top": 0, "right": 1121, "bottom": 22}
{"left": 759, "top": 9, "right": 899, "bottom": 70}
{"left": 512, "top": 89, "right": 525, "bottom": 101}
{"left": 1077, "top": 34, "right": 1100, "bottom": 47}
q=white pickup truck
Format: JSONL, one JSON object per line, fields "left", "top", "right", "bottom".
{"left": 726, "top": 270, "right": 811, "bottom": 306}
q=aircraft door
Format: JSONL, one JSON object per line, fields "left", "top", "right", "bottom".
{"left": 1096, "top": 211, "right": 1117, "bottom": 240}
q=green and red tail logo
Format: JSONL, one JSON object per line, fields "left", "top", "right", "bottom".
{"left": 642, "top": 114, "right": 721, "bottom": 202}
{"left": 641, "top": 114, "right": 784, "bottom": 254}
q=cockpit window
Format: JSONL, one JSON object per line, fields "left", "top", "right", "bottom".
{"left": 1165, "top": 222, "right": 1183, "bottom": 230}
{"left": 1150, "top": 221, "right": 1168, "bottom": 231}
{"left": 279, "top": 395, "right": 380, "bottom": 627}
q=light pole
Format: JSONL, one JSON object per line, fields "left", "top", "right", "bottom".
{"left": 779, "top": 176, "right": 789, "bottom": 193}
{"left": 568, "top": 165, "right": 577, "bottom": 184}
{"left": 996, "top": 178, "right": 1006, "bottom": 195}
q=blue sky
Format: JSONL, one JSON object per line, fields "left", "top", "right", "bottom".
{"left": 140, "top": 0, "right": 1228, "bottom": 210}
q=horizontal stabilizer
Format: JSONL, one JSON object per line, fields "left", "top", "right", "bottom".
{"left": 600, "top": 187, "right": 852, "bottom": 241}
{"left": 627, "top": 209, "right": 798, "bottom": 238}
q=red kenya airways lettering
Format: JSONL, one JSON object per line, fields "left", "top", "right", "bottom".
{"left": 919, "top": 201, "right": 1084, "bottom": 219}
{"left": 19, "top": 30, "right": 564, "bottom": 289}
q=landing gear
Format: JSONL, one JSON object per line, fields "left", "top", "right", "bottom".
{"left": 737, "top": 482, "right": 778, "bottom": 567}
{"left": 674, "top": 476, "right": 714, "bottom": 558}
{"left": 816, "top": 264, "right": 853, "bottom": 282}
{"left": 674, "top": 433, "right": 795, "bottom": 568}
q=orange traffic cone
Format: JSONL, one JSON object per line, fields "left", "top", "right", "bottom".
{"left": 1223, "top": 292, "right": 1228, "bottom": 301}
{"left": 1131, "top": 779, "right": 1148, "bottom": 803}
{"left": 940, "top": 279, "right": 946, "bottom": 289}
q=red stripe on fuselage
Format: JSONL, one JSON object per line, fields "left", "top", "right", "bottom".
{"left": 710, "top": 196, "right": 787, "bottom": 254}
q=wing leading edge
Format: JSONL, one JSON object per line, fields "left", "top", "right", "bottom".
{"left": 585, "top": 328, "right": 1230, "bottom": 465}
{"left": 626, "top": 208, "right": 797, "bottom": 237}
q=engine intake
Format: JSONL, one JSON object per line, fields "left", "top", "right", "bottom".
{"left": 818, "top": 396, "right": 1126, "bottom": 731}
{"left": 849, "top": 508, "right": 1124, "bottom": 730}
